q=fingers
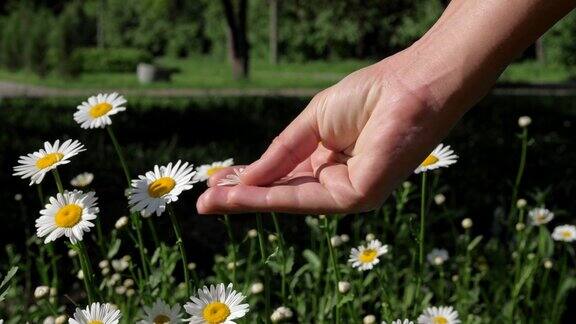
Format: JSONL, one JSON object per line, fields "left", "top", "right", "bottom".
{"left": 197, "top": 180, "right": 340, "bottom": 214}
{"left": 241, "top": 101, "right": 321, "bottom": 187}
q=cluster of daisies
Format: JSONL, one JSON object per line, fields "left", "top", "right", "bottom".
{"left": 526, "top": 206, "right": 576, "bottom": 243}
{"left": 12, "top": 93, "right": 250, "bottom": 323}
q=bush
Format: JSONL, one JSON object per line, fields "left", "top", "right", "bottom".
{"left": 0, "top": 7, "right": 29, "bottom": 71}
{"left": 24, "top": 10, "right": 54, "bottom": 77}
{"left": 72, "top": 47, "right": 152, "bottom": 73}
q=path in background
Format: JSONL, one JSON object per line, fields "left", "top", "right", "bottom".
{"left": 2, "top": 80, "right": 576, "bottom": 98}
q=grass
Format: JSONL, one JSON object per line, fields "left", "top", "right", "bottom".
{"left": 1, "top": 56, "right": 574, "bottom": 91}
{"left": 0, "top": 56, "right": 374, "bottom": 90}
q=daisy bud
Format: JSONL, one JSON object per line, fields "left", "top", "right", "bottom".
{"left": 512, "top": 252, "right": 519, "bottom": 259}
{"left": 527, "top": 253, "right": 535, "bottom": 260}
{"left": 461, "top": 218, "right": 473, "bottom": 229}
{"left": 14, "top": 193, "right": 22, "bottom": 201}
{"left": 115, "top": 286, "right": 126, "bottom": 295}
{"left": 50, "top": 287, "right": 57, "bottom": 297}
{"left": 68, "top": 249, "right": 78, "bottom": 258}
{"left": 268, "top": 234, "right": 278, "bottom": 242}
{"left": 515, "top": 222, "right": 525, "bottom": 231}
{"left": 365, "top": 233, "right": 375, "bottom": 242}
{"left": 55, "top": 315, "right": 67, "bottom": 324}
{"left": 247, "top": 229, "right": 258, "bottom": 238}
{"left": 70, "top": 172, "right": 94, "bottom": 188}
{"left": 187, "top": 262, "right": 197, "bottom": 270}
{"left": 43, "top": 316, "right": 55, "bottom": 324}
{"left": 544, "top": 259, "right": 553, "bottom": 269}
{"left": 271, "top": 306, "right": 293, "bottom": 322}
{"left": 98, "top": 260, "right": 109, "bottom": 269}
{"left": 516, "top": 199, "right": 527, "bottom": 209}
{"left": 227, "top": 262, "right": 236, "bottom": 270}
{"left": 330, "top": 235, "right": 343, "bottom": 247}
{"left": 452, "top": 274, "right": 459, "bottom": 282}
{"left": 101, "top": 267, "right": 110, "bottom": 276}
{"left": 338, "top": 281, "right": 351, "bottom": 294}
{"left": 34, "top": 286, "right": 50, "bottom": 299}
{"left": 402, "top": 181, "right": 412, "bottom": 189}
{"left": 77, "top": 270, "right": 84, "bottom": 280}
{"left": 318, "top": 214, "right": 326, "bottom": 220}
{"left": 114, "top": 216, "right": 129, "bottom": 230}
{"left": 340, "top": 234, "right": 350, "bottom": 243}
{"left": 123, "top": 279, "right": 134, "bottom": 287}
{"left": 126, "top": 288, "right": 135, "bottom": 297}
{"left": 215, "top": 255, "right": 225, "bottom": 263}
{"left": 250, "top": 282, "right": 264, "bottom": 294}
{"left": 518, "top": 116, "right": 532, "bottom": 128}
{"left": 121, "top": 255, "right": 131, "bottom": 262}
{"left": 110, "top": 273, "right": 121, "bottom": 285}
{"left": 434, "top": 193, "right": 446, "bottom": 205}
{"left": 305, "top": 216, "right": 319, "bottom": 227}
{"left": 363, "top": 314, "right": 376, "bottom": 324}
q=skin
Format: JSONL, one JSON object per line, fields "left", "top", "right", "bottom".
{"left": 197, "top": 0, "right": 576, "bottom": 215}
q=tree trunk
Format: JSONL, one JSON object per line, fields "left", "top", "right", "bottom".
{"left": 269, "top": 0, "right": 279, "bottom": 65}
{"left": 222, "top": 0, "right": 250, "bottom": 80}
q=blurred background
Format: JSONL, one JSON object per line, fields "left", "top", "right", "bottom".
{"left": 0, "top": 0, "right": 575, "bottom": 298}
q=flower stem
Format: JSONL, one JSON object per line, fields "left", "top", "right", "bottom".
{"left": 76, "top": 241, "right": 97, "bottom": 303}
{"left": 168, "top": 206, "right": 191, "bottom": 296}
{"left": 51, "top": 169, "right": 64, "bottom": 194}
{"left": 106, "top": 126, "right": 131, "bottom": 185}
{"left": 36, "top": 184, "right": 59, "bottom": 291}
{"left": 415, "top": 171, "right": 428, "bottom": 313}
{"left": 223, "top": 215, "right": 237, "bottom": 287}
{"left": 323, "top": 218, "right": 341, "bottom": 324}
{"left": 509, "top": 127, "right": 528, "bottom": 221}
{"left": 271, "top": 212, "right": 287, "bottom": 301}
{"left": 256, "top": 214, "right": 271, "bottom": 324}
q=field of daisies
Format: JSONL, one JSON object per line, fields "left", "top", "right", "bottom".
{"left": 1, "top": 92, "right": 575, "bottom": 324}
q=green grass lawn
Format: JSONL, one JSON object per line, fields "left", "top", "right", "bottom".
{"left": 0, "top": 56, "right": 374, "bottom": 90}
{"left": 0, "top": 56, "right": 573, "bottom": 90}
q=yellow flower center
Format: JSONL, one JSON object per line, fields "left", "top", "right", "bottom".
{"left": 421, "top": 154, "right": 439, "bottom": 167}
{"left": 433, "top": 316, "right": 448, "bottom": 324}
{"left": 36, "top": 153, "right": 64, "bottom": 169}
{"left": 562, "top": 231, "right": 573, "bottom": 239}
{"left": 147, "top": 177, "right": 176, "bottom": 198}
{"left": 88, "top": 321, "right": 103, "bottom": 324}
{"left": 55, "top": 204, "right": 83, "bottom": 228}
{"left": 153, "top": 314, "right": 171, "bottom": 324}
{"left": 359, "top": 249, "right": 378, "bottom": 263}
{"left": 89, "top": 102, "right": 113, "bottom": 118}
{"left": 202, "top": 302, "right": 231, "bottom": 324}
{"left": 207, "top": 166, "right": 225, "bottom": 176}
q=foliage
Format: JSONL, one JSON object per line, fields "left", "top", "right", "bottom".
{"left": 72, "top": 47, "right": 152, "bottom": 73}
{"left": 543, "top": 10, "right": 576, "bottom": 66}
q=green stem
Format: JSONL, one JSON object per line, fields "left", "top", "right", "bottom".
{"left": 36, "top": 184, "right": 59, "bottom": 293}
{"left": 415, "top": 171, "right": 428, "bottom": 313}
{"left": 168, "top": 206, "right": 191, "bottom": 296}
{"left": 256, "top": 214, "right": 271, "bottom": 324}
{"left": 323, "top": 218, "right": 341, "bottom": 324}
{"left": 76, "top": 242, "right": 96, "bottom": 303}
{"left": 106, "top": 126, "right": 132, "bottom": 185}
{"left": 271, "top": 212, "right": 287, "bottom": 300}
{"left": 509, "top": 127, "right": 528, "bottom": 221}
{"left": 146, "top": 218, "right": 160, "bottom": 248}
{"left": 52, "top": 169, "right": 64, "bottom": 194}
{"left": 223, "top": 215, "right": 237, "bottom": 287}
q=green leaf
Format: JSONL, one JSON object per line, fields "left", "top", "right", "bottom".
{"left": 0, "top": 267, "right": 18, "bottom": 302}
{"left": 107, "top": 238, "right": 122, "bottom": 259}
{"left": 467, "top": 235, "right": 483, "bottom": 251}
{"left": 302, "top": 249, "right": 321, "bottom": 271}
{"left": 337, "top": 294, "right": 354, "bottom": 308}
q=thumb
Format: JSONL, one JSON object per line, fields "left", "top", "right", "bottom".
{"left": 241, "top": 105, "right": 320, "bottom": 186}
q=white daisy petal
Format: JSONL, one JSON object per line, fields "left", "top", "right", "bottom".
{"left": 129, "top": 160, "right": 197, "bottom": 217}
{"left": 552, "top": 224, "right": 576, "bottom": 242}
{"left": 195, "top": 158, "right": 235, "bottom": 182}
{"left": 69, "top": 302, "right": 121, "bottom": 324}
{"left": 348, "top": 239, "right": 389, "bottom": 271}
{"left": 138, "top": 299, "right": 182, "bottom": 324}
{"left": 414, "top": 143, "right": 458, "bottom": 174}
{"left": 417, "top": 305, "right": 460, "bottom": 324}
{"left": 74, "top": 93, "right": 127, "bottom": 129}
{"left": 184, "top": 283, "right": 249, "bottom": 323}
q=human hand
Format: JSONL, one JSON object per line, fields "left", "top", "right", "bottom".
{"left": 196, "top": 51, "right": 460, "bottom": 214}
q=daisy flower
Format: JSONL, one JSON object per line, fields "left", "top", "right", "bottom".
{"left": 128, "top": 160, "right": 197, "bottom": 217}
{"left": 551, "top": 225, "right": 576, "bottom": 242}
{"left": 427, "top": 248, "right": 449, "bottom": 266}
{"left": 217, "top": 168, "right": 245, "bottom": 186}
{"left": 71, "top": 172, "right": 94, "bottom": 188}
{"left": 417, "top": 306, "right": 460, "bottom": 324}
{"left": 414, "top": 144, "right": 458, "bottom": 174}
{"left": 69, "top": 302, "right": 121, "bottom": 324}
{"left": 184, "top": 283, "right": 249, "bottom": 324}
{"left": 270, "top": 306, "right": 293, "bottom": 323}
{"left": 195, "top": 159, "right": 234, "bottom": 182}
{"left": 74, "top": 93, "right": 127, "bottom": 129}
{"left": 35, "top": 190, "right": 98, "bottom": 244}
{"left": 348, "top": 239, "right": 389, "bottom": 271}
{"left": 385, "top": 320, "right": 414, "bottom": 324}
{"left": 528, "top": 207, "right": 554, "bottom": 225}
{"left": 13, "top": 139, "right": 85, "bottom": 185}
{"left": 139, "top": 299, "right": 182, "bottom": 324}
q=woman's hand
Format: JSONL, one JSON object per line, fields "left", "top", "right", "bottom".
{"left": 197, "top": 51, "right": 459, "bottom": 214}
{"left": 197, "top": 0, "right": 575, "bottom": 215}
